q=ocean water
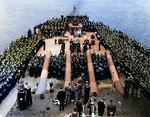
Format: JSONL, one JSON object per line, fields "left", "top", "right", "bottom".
{"left": 0, "top": 0, "right": 150, "bottom": 53}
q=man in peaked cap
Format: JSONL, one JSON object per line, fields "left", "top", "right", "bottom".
{"left": 65, "top": 83, "right": 72, "bottom": 104}
{"left": 25, "top": 82, "right": 32, "bottom": 106}
{"left": 84, "top": 81, "right": 90, "bottom": 104}
{"left": 97, "top": 98, "right": 106, "bottom": 116}
{"left": 18, "top": 87, "right": 26, "bottom": 110}
{"left": 107, "top": 99, "right": 116, "bottom": 116}
{"left": 57, "top": 88, "right": 66, "bottom": 111}
{"left": 132, "top": 75, "right": 140, "bottom": 98}
{"left": 76, "top": 97, "right": 82, "bottom": 117}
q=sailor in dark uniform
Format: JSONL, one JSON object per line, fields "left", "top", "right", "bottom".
{"left": 71, "top": 45, "right": 74, "bottom": 53}
{"left": 84, "top": 81, "right": 90, "bottom": 104}
{"left": 97, "top": 98, "right": 106, "bottom": 116}
{"left": 99, "top": 41, "right": 102, "bottom": 51}
{"left": 20, "top": 64, "right": 26, "bottom": 78}
{"left": 49, "top": 82, "right": 54, "bottom": 93}
{"left": 77, "top": 42, "right": 81, "bottom": 54}
{"left": 76, "top": 98, "right": 82, "bottom": 117}
{"left": 83, "top": 43, "right": 87, "bottom": 53}
{"left": 33, "top": 59, "right": 38, "bottom": 78}
{"left": 25, "top": 82, "right": 32, "bottom": 106}
{"left": 18, "top": 87, "right": 26, "bottom": 110}
{"left": 65, "top": 83, "right": 72, "bottom": 104}
{"left": 28, "top": 29, "right": 32, "bottom": 37}
{"left": 54, "top": 39, "right": 57, "bottom": 44}
{"left": 38, "top": 58, "right": 43, "bottom": 76}
{"left": 28, "top": 62, "right": 32, "bottom": 77}
{"left": 107, "top": 99, "right": 116, "bottom": 116}
{"left": 124, "top": 78, "right": 132, "bottom": 97}
{"left": 70, "top": 38, "right": 73, "bottom": 44}
{"left": 57, "top": 88, "right": 66, "bottom": 111}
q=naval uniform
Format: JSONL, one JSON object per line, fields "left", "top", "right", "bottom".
{"left": 97, "top": 100, "right": 105, "bottom": 116}
{"left": 57, "top": 89, "right": 66, "bottom": 111}
{"left": 84, "top": 84, "right": 90, "bottom": 104}
{"left": 18, "top": 89, "right": 26, "bottom": 110}
{"left": 25, "top": 85, "right": 32, "bottom": 106}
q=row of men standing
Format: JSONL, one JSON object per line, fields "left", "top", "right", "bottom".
{"left": 124, "top": 75, "right": 141, "bottom": 98}
{"left": 57, "top": 80, "right": 84, "bottom": 113}
{"left": 17, "top": 79, "right": 32, "bottom": 110}
{"left": 97, "top": 98, "right": 116, "bottom": 116}
{"left": 57, "top": 80, "right": 116, "bottom": 116}
{"left": 69, "top": 39, "right": 81, "bottom": 54}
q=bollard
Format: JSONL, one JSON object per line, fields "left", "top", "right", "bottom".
{"left": 106, "top": 50, "right": 124, "bottom": 94}
{"left": 86, "top": 50, "right": 98, "bottom": 95}
{"left": 36, "top": 50, "right": 51, "bottom": 94}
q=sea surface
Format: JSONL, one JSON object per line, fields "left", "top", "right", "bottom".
{"left": 0, "top": 0, "right": 150, "bottom": 53}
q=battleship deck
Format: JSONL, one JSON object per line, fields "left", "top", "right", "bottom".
{"left": 5, "top": 74, "right": 150, "bottom": 117}
{"left": 2, "top": 31, "right": 150, "bottom": 117}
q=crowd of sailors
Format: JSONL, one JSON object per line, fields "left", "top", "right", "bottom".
{"left": 30, "top": 14, "right": 150, "bottom": 95}
{"left": 55, "top": 79, "right": 117, "bottom": 116}
{"left": 27, "top": 54, "right": 66, "bottom": 80}
{"left": 91, "top": 52, "right": 111, "bottom": 80}
{"left": 95, "top": 24, "right": 150, "bottom": 93}
{"left": 49, "top": 54, "right": 66, "bottom": 79}
{"left": 0, "top": 14, "right": 150, "bottom": 113}
{"left": 0, "top": 33, "right": 45, "bottom": 104}
{"left": 70, "top": 38, "right": 81, "bottom": 54}
{"left": 0, "top": 64, "right": 18, "bottom": 104}
{"left": 27, "top": 56, "right": 45, "bottom": 78}
{"left": 33, "top": 15, "right": 68, "bottom": 38}
{"left": 27, "top": 52, "right": 111, "bottom": 81}
{"left": 71, "top": 54, "right": 88, "bottom": 80}
{"left": 33, "top": 14, "right": 97, "bottom": 39}
{"left": 124, "top": 75, "right": 141, "bottom": 98}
